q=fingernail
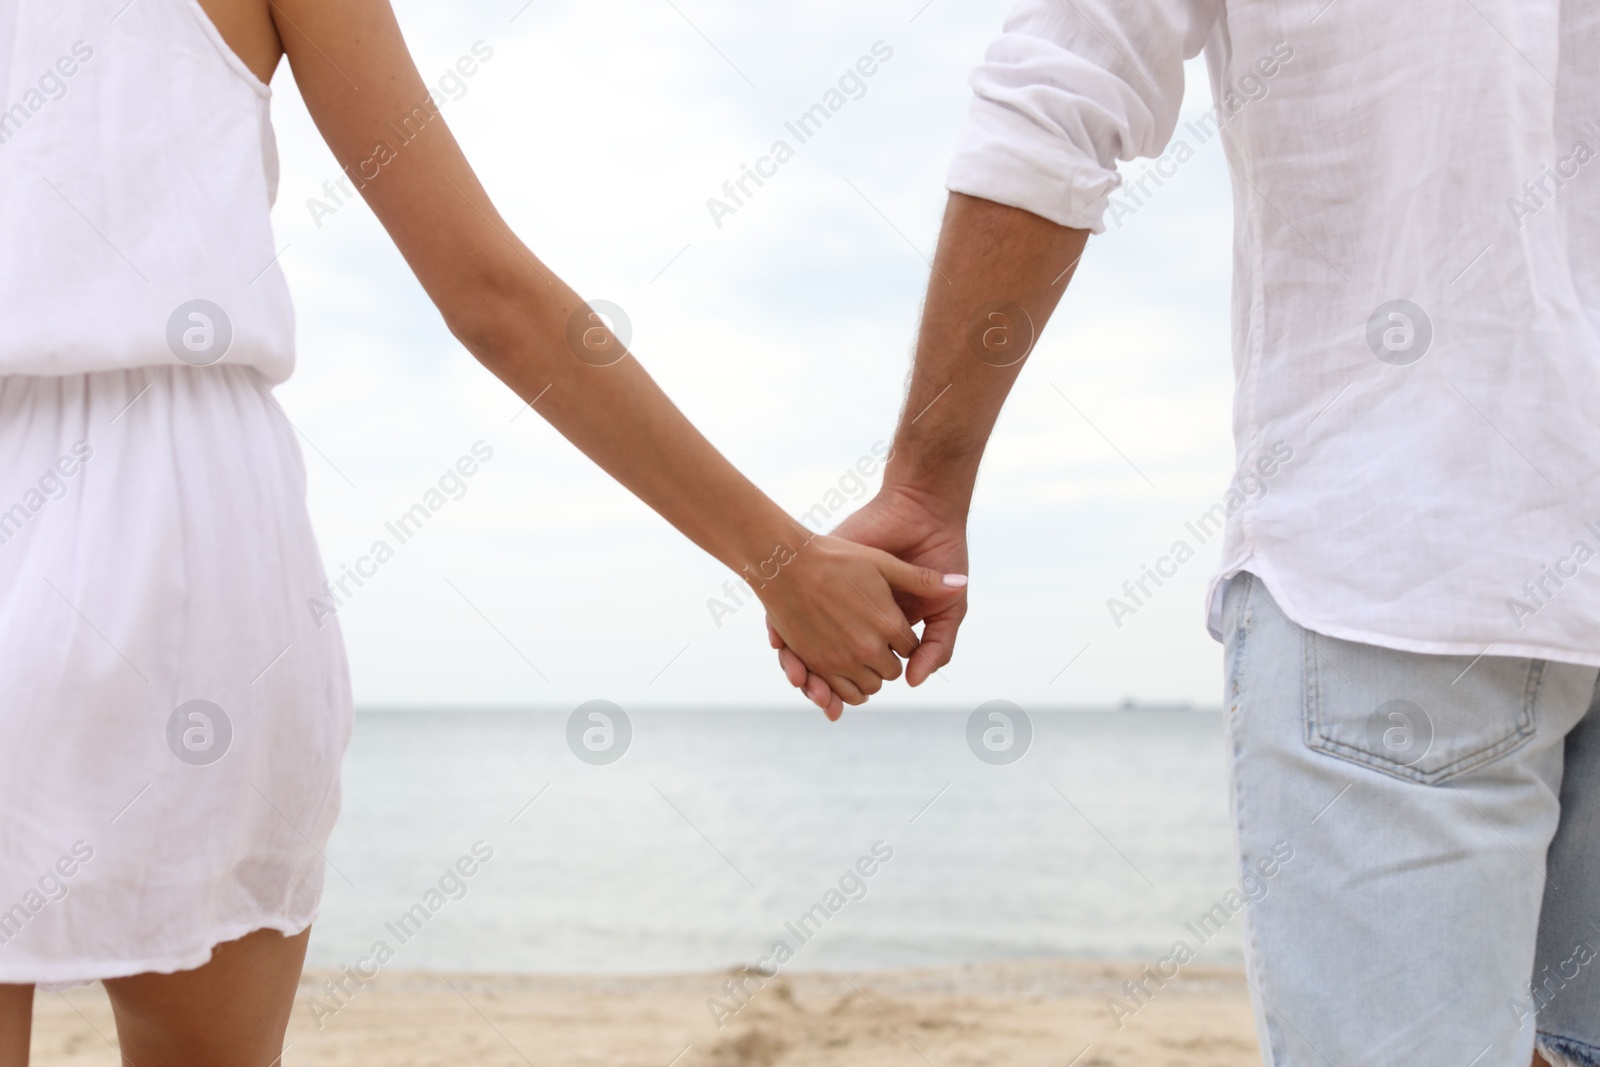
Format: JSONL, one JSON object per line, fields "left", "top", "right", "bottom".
{"left": 943, "top": 574, "right": 968, "bottom": 588}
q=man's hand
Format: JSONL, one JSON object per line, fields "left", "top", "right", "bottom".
{"left": 769, "top": 484, "right": 968, "bottom": 716}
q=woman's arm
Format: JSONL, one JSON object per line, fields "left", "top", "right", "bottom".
{"left": 256, "top": 0, "right": 960, "bottom": 710}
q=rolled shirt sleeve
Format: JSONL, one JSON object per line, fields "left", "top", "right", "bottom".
{"left": 946, "top": 0, "right": 1221, "bottom": 232}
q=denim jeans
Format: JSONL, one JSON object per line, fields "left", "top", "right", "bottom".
{"left": 1222, "top": 572, "right": 1600, "bottom": 1066}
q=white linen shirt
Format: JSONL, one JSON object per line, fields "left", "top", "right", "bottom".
{"left": 948, "top": 0, "right": 1600, "bottom": 664}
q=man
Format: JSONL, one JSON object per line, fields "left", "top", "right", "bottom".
{"left": 775, "top": 1, "right": 1600, "bottom": 1063}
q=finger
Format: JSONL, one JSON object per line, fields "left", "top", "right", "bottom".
{"left": 805, "top": 672, "right": 846, "bottom": 720}
{"left": 766, "top": 617, "right": 784, "bottom": 650}
{"left": 830, "top": 673, "right": 868, "bottom": 706}
{"left": 778, "top": 647, "right": 808, "bottom": 689}
{"left": 802, "top": 671, "right": 829, "bottom": 704}
{"left": 854, "top": 579, "right": 919, "bottom": 660}
{"left": 777, "top": 644, "right": 807, "bottom": 687}
{"left": 876, "top": 554, "right": 968, "bottom": 600}
{"left": 802, "top": 672, "right": 837, "bottom": 712}
{"left": 790, "top": 659, "right": 837, "bottom": 716}
{"left": 847, "top": 664, "right": 886, "bottom": 698}
{"left": 865, "top": 640, "right": 903, "bottom": 683}
{"left": 907, "top": 608, "right": 964, "bottom": 687}
{"left": 883, "top": 625, "right": 917, "bottom": 661}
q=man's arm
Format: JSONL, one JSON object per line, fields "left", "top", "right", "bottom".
{"left": 866, "top": 192, "right": 1089, "bottom": 685}
{"left": 778, "top": 0, "right": 1214, "bottom": 710}
{"left": 775, "top": 193, "right": 1088, "bottom": 708}
{"left": 886, "top": 192, "right": 1089, "bottom": 525}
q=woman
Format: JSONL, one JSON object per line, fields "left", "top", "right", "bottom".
{"left": 0, "top": 0, "right": 963, "bottom": 1060}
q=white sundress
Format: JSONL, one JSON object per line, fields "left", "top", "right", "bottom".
{"left": 0, "top": 0, "right": 351, "bottom": 983}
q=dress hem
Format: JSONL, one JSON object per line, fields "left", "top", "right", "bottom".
{"left": 0, "top": 912, "right": 317, "bottom": 987}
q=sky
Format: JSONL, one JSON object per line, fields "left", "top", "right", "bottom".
{"left": 265, "top": 0, "right": 1240, "bottom": 711}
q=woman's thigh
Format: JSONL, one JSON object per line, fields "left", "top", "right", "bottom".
{"left": 102, "top": 927, "right": 309, "bottom": 1066}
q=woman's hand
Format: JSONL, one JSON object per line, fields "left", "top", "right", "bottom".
{"left": 769, "top": 485, "right": 971, "bottom": 718}
{"left": 755, "top": 533, "right": 966, "bottom": 718}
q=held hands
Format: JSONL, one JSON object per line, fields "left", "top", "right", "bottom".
{"left": 754, "top": 528, "right": 966, "bottom": 720}
{"left": 766, "top": 485, "right": 970, "bottom": 719}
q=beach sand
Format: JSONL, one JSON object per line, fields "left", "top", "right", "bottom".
{"left": 31, "top": 960, "right": 1260, "bottom": 1066}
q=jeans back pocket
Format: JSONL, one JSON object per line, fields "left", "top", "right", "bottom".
{"left": 1302, "top": 629, "right": 1543, "bottom": 785}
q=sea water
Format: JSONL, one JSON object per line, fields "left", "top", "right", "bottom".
{"left": 308, "top": 707, "right": 1239, "bottom": 975}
